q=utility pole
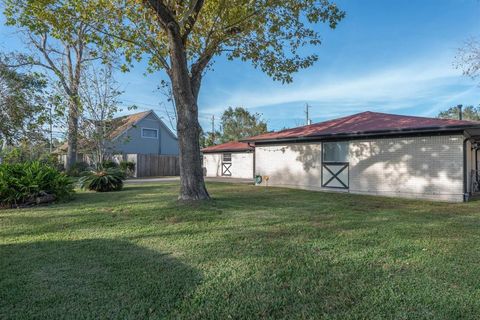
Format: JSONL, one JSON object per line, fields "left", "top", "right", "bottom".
{"left": 305, "top": 103, "right": 312, "bottom": 125}
{"left": 211, "top": 114, "right": 215, "bottom": 144}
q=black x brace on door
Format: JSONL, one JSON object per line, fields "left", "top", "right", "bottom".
{"left": 222, "top": 163, "right": 232, "bottom": 176}
{"left": 321, "top": 162, "right": 349, "bottom": 189}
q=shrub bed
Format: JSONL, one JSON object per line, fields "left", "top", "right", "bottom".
{"left": 0, "top": 161, "right": 74, "bottom": 208}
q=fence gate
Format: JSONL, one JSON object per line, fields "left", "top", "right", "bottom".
{"left": 322, "top": 162, "right": 349, "bottom": 189}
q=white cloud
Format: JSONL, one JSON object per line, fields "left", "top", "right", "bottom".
{"left": 201, "top": 56, "right": 477, "bottom": 119}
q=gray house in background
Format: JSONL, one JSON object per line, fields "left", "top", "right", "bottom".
{"left": 109, "top": 110, "right": 179, "bottom": 155}
{"left": 56, "top": 110, "right": 179, "bottom": 165}
{"left": 57, "top": 110, "right": 180, "bottom": 177}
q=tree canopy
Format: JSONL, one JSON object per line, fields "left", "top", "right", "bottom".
{"left": 220, "top": 107, "right": 267, "bottom": 143}
{"left": 438, "top": 105, "right": 480, "bottom": 121}
{"left": 0, "top": 63, "right": 47, "bottom": 148}
{"left": 97, "top": 0, "right": 345, "bottom": 83}
{"left": 199, "top": 107, "right": 267, "bottom": 147}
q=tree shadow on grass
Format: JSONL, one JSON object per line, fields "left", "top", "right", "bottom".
{"left": 0, "top": 239, "right": 200, "bottom": 319}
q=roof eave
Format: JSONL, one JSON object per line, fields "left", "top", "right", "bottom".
{"left": 201, "top": 148, "right": 254, "bottom": 153}
{"left": 245, "top": 125, "right": 479, "bottom": 144}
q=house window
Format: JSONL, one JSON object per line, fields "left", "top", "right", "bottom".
{"left": 141, "top": 128, "right": 158, "bottom": 139}
{"left": 222, "top": 153, "right": 232, "bottom": 163}
{"left": 322, "top": 141, "right": 350, "bottom": 189}
{"left": 323, "top": 141, "right": 349, "bottom": 163}
{"left": 222, "top": 153, "right": 232, "bottom": 176}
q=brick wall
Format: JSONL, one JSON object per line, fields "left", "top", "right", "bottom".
{"left": 203, "top": 152, "right": 254, "bottom": 179}
{"left": 255, "top": 142, "right": 323, "bottom": 190}
{"left": 348, "top": 135, "right": 464, "bottom": 202}
{"left": 203, "top": 153, "right": 222, "bottom": 177}
{"left": 255, "top": 135, "right": 465, "bottom": 202}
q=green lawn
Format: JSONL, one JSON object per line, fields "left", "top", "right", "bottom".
{"left": 1, "top": 182, "right": 480, "bottom": 319}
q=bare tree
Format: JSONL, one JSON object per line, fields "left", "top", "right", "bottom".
{"left": 79, "top": 63, "right": 124, "bottom": 167}
{"left": 455, "top": 37, "right": 480, "bottom": 82}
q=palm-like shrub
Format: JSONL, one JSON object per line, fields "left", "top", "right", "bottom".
{"left": 79, "top": 168, "right": 126, "bottom": 192}
{"left": 0, "top": 161, "right": 74, "bottom": 208}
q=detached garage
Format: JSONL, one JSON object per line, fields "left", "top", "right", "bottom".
{"left": 244, "top": 111, "right": 480, "bottom": 202}
{"left": 201, "top": 141, "right": 254, "bottom": 179}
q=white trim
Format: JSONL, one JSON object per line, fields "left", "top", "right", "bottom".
{"left": 146, "top": 110, "right": 178, "bottom": 140}
{"left": 141, "top": 127, "right": 159, "bottom": 139}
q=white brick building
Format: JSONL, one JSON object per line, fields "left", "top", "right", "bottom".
{"left": 244, "top": 111, "right": 480, "bottom": 202}
{"left": 201, "top": 141, "right": 254, "bottom": 179}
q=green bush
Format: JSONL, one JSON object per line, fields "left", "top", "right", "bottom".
{"left": 79, "top": 168, "right": 126, "bottom": 192}
{"left": 0, "top": 161, "right": 74, "bottom": 208}
{"left": 0, "top": 145, "right": 60, "bottom": 167}
{"left": 101, "top": 160, "right": 118, "bottom": 169}
{"left": 66, "top": 161, "right": 90, "bottom": 177}
{"left": 119, "top": 161, "right": 135, "bottom": 176}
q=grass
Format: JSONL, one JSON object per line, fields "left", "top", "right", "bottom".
{"left": 1, "top": 182, "right": 480, "bottom": 319}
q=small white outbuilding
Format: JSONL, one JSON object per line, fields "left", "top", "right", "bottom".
{"left": 243, "top": 111, "right": 480, "bottom": 202}
{"left": 201, "top": 141, "right": 254, "bottom": 179}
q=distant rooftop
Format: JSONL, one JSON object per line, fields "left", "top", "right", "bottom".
{"left": 201, "top": 141, "right": 254, "bottom": 153}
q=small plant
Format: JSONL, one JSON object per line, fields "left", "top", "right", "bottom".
{"left": 119, "top": 161, "right": 135, "bottom": 176}
{"left": 0, "top": 161, "right": 74, "bottom": 208}
{"left": 79, "top": 168, "right": 126, "bottom": 192}
{"left": 101, "top": 160, "right": 118, "bottom": 169}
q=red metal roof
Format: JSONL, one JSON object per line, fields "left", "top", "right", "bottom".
{"left": 243, "top": 111, "right": 480, "bottom": 142}
{"left": 201, "top": 141, "right": 254, "bottom": 153}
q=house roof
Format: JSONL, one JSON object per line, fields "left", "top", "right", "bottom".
{"left": 53, "top": 139, "right": 95, "bottom": 154}
{"left": 201, "top": 141, "right": 254, "bottom": 153}
{"left": 108, "top": 110, "right": 152, "bottom": 140}
{"left": 243, "top": 111, "right": 480, "bottom": 143}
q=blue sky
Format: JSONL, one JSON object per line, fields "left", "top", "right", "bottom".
{"left": 1, "top": 0, "right": 479, "bottom": 133}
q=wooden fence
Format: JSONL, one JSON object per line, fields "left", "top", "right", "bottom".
{"left": 130, "top": 154, "right": 180, "bottom": 177}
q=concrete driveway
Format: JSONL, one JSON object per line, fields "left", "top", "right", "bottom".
{"left": 125, "top": 176, "right": 253, "bottom": 184}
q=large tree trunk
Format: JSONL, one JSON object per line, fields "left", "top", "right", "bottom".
{"left": 175, "top": 102, "right": 209, "bottom": 200}
{"left": 66, "top": 98, "right": 79, "bottom": 171}
{"left": 167, "top": 23, "right": 209, "bottom": 200}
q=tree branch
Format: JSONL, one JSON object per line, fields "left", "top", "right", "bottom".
{"left": 144, "top": 0, "right": 177, "bottom": 28}
{"left": 181, "top": 0, "right": 205, "bottom": 45}
{"left": 29, "top": 33, "right": 72, "bottom": 96}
